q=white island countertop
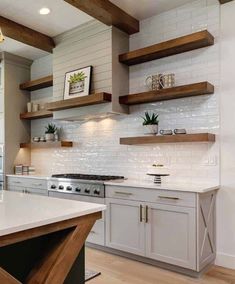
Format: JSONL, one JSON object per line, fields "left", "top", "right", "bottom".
{"left": 0, "top": 191, "right": 106, "bottom": 237}
{"left": 104, "top": 180, "right": 220, "bottom": 193}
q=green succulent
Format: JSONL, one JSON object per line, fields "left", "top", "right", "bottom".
{"left": 45, "top": 123, "right": 57, "bottom": 134}
{"left": 68, "top": 71, "right": 87, "bottom": 84}
{"left": 142, "top": 112, "right": 159, "bottom": 125}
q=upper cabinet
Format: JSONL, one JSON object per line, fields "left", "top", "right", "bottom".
{"left": 0, "top": 52, "right": 32, "bottom": 173}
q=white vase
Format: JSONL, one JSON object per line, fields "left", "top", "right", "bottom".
{"left": 45, "top": 133, "right": 55, "bottom": 142}
{"left": 144, "top": 124, "right": 158, "bottom": 135}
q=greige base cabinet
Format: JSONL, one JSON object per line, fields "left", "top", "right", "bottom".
{"left": 105, "top": 185, "right": 217, "bottom": 272}
{"left": 145, "top": 203, "right": 196, "bottom": 269}
{"left": 7, "top": 176, "right": 48, "bottom": 196}
{"left": 106, "top": 198, "right": 145, "bottom": 256}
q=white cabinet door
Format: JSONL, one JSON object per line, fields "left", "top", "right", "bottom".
{"left": 145, "top": 203, "right": 196, "bottom": 269}
{"left": 106, "top": 198, "right": 145, "bottom": 256}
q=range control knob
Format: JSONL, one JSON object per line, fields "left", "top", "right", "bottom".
{"left": 66, "top": 186, "right": 72, "bottom": 191}
{"left": 51, "top": 184, "right": 56, "bottom": 189}
{"left": 75, "top": 187, "right": 81, "bottom": 192}
{"left": 84, "top": 188, "right": 90, "bottom": 194}
{"left": 58, "top": 185, "right": 64, "bottom": 190}
{"left": 94, "top": 189, "right": 100, "bottom": 195}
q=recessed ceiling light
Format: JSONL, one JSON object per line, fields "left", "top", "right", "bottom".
{"left": 39, "top": 7, "right": 51, "bottom": 15}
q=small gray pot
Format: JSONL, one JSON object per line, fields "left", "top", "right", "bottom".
{"left": 144, "top": 124, "right": 158, "bottom": 135}
{"left": 45, "top": 133, "right": 55, "bottom": 141}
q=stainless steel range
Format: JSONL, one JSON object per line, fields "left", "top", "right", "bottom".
{"left": 48, "top": 174, "right": 124, "bottom": 246}
{"left": 48, "top": 174, "right": 124, "bottom": 198}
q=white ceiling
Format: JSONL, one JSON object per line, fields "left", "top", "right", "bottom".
{"left": 0, "top": 0, "right": 194, "bottom": 60}
{"left": 0, "top": 0, "right": 92, "bottom": 37}
{"left": 111, "top": 0, "right": 194, "bottom": 20}
{"left": 0, "top": 37, "right": 49, "bottom": 60}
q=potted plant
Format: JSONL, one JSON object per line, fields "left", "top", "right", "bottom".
{"left": 68, "top": 71, "right": 87, "bottom": 94}
{"left": 45, "top": 123, "right": 57, "bottom": 142}
{"left": 142, "top": 112, "right": 159, "bottom": 135}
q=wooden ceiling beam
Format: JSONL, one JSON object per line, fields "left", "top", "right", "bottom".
{"left": 219, "top": 0, "right": 234, "bottom": 4}
{"left": 64, "top": 0, "right": 139, "bottom": 34}
{"left": 0, "top": 16, "right": 55, "bottom": 53}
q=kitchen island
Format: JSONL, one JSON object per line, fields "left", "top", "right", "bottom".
{"left": 0, "top": 190, "right": 106, "bottom": 284}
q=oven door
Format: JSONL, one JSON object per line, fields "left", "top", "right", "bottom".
{"left": 48, "top": 191, "right": 105, "bottom": 246}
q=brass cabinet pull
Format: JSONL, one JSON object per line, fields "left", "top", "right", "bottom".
{"left": 32, "top": 183, "right": 43, "bottom": 187}
{"left": 114, "top": 191, "right": 133, "bottom": 196}
{"left": 140, "top": 205, "right": 143, "bottom": 222}
{"left": 158, "top": 196, "right": 180, "bottom": 200}
{"left": 145, "top": 205, "right": 149, "bottom": 223}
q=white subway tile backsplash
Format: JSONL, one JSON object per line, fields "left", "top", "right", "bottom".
{"left": 30, "top": 0, "right": 220, "bottom": 184}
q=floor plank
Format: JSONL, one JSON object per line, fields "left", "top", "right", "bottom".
{"left": 85, "top": 248, "right": 235, "bottom": 284}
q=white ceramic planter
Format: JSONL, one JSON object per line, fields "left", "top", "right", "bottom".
{"left": 45, "top": 133, "right": 55, "bottom": 142}
{"left": 144, "top": 124, "right": 158, "bottom": 135}
{"left": 69, "top": 81, "right": 85, "bottom": 94}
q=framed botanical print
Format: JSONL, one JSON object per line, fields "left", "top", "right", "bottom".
{"left": 63, "top": 66, "right": 92, "bottom": 100}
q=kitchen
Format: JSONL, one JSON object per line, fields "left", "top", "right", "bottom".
{"left": 0, "top": 0, "right": 235, "bottom": 283}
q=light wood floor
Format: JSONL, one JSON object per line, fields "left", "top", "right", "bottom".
{"left": 86, "top": 248, "right": 235, "bottom": 284}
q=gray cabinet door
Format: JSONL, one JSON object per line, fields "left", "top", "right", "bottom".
{"left": 145, "top": 203, "right": 196, "bottom": 270}
{"left": 7, "top": 186, "right": 25, "bottom": 193}
{"left": 106, "top": 198, "right": 145, "bottom": 256}
{"left": 25, "top": 187, "right": 48, "bottom": 196}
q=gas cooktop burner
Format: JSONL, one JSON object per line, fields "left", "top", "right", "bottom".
{"left": 51, "top": 173, "right": 125, "bottom": 181}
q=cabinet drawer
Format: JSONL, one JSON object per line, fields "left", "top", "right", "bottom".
{"left": 25, "top": 187, "right": 48, "bottom": 196}
{"left": 87, "top": 220, "right": 105, "bottom": 246}
{"left": 8, "top": 177, "right": 47, "bottom": 191}
{"left": 105, "top": 186, "right": 196, "bottom": 208}
{"left": 7, "top": 186, "right": 24, "bottom": 193}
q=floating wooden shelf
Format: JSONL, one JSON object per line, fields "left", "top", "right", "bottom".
{"left": 20, "top": 75, "right": 53, "bottom": 91}
{"left": 119, "top": 82, "right": 214, "bottom": 105}
{"left": 119, "top": 30, "right": 214, "bottom": 66}
{"left": 20, "top": 110, "right": 53, "bottom": 120}
{"left": 46, "top": 92, "right": 112, "bottom": 111}
{"left": 20, "top": 141, "right": 73, "bottom": 149}
{"left": 120, "top": 133, "right": 216, "bottom": 145}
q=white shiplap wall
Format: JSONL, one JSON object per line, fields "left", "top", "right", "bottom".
{"left": 31, "top": 0, "right": 220, "bottom": 185}
{"left": 53, "top": 21, "right": 112, "bottom": 100}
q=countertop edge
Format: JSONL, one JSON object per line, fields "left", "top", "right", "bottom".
{"left": 6, "top": 174, "right": 50, "bottom": 180}
{"left": 104, "top": 181, "right": 220, "bottom": 193}
{"left": 0, "top": 206, "right": 106, "bottom": 237}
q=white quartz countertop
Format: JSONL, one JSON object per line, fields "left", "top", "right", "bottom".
{"left": 6, "top": 175, "right": 219, "bottom": 193}
{"left": 6, "top": 174, "right": 50, "bottom": 180}
{"left": 104, "top": 180, "right": 220, "bottom": 193}
{"left": 0, "top": 191, "right": 106, "bottom": 237}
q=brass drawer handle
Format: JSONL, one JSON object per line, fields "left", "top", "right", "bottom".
{"left": 32, "top": 183, "right": 43, "bottom": 187}
{"left": 13, "top": 181, "right": 21, "bottom": 184}
{"left": 158, "top": 196, "right": 180, "bottom": 200}
{"left": 114, "top": 191, "right": 133, "bottom": 196}
{"left": 90, "top": 231, "right": 96, "bottom": 234}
